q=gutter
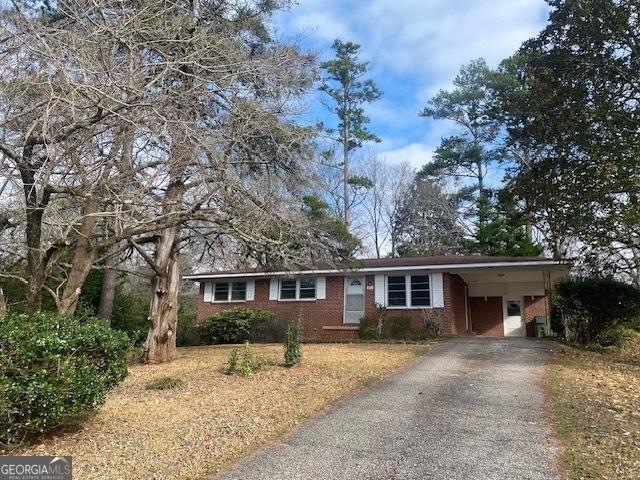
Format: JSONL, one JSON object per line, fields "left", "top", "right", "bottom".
{"left": 183, "top": 260, "right": 568, "bottom": 281}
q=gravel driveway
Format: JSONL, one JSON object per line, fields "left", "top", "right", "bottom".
{"left": 216, "top": 338, "right": 559, "bottom": 480}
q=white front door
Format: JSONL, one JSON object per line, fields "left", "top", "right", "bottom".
{"left": 344, "top": 276, "right": 365, "bottom": 324}
{"left": 503, "top": 298, "right": 525, "bottom": 337}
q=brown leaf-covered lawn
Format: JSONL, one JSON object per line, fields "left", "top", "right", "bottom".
{"left": 16, "top": 343, "right": 431, "bottom": 480}
{"left": 545, "top": 333, "right": 640, "bottom": 480}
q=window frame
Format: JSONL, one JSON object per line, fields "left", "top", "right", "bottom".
{"left": 385, "top": 274, "right": 432, "bottom": 309}
{"left": 212, "top": 281, "right": 248, "bottom": 303}
{"left": 387, "top": 275, "right": 408, "bottom": 307}
{"left": 279, "top": 277, "right": 317, "bottom": 301}
{"left": 279, "top": 279, "right": 298, "bottom": 300}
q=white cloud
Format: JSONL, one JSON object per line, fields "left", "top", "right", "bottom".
{"left": 281, "top": 0, "right": 548, "bottom": 99}
{"left": 362, "top": 0, "right": 547, "bottom": 76}
{"left": 277, "top": 0, "right": 550, "bottom": 164}
{"left": 288, "top": 10, "right": 351, "bottom": 44}
{"left": 364, "top": 98, "right": 420, "bottom": 129}
{"left": 379, "top": 142, "right": 435, "bottom": 169}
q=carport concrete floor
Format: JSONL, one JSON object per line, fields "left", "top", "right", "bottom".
{"left": 216, "top": 338, "right": 560, "bottom": 480}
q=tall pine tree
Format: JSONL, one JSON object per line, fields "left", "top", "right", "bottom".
{"left": 320, "top": 40, "right": 381, "bottom": 227}
{"left": 420, "top": 59, "right": 501, "bottom": 231}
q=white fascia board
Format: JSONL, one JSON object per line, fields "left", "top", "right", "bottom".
{"left": 183, "top": 260, "right": 567, "bottom": 281}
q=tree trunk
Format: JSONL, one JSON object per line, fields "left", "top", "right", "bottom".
{"left": 143, "top": 226, "right": 180, "bottom": 364}
{"left": 58, "top": 197, "right": 100, "bottom": 315}
{"left": 97, "top": 244, "right": 119, "bottom": 322}
{"left": 526, "top": 222, "right": 533, "bottom": 243}
{"left": 19, "top": 152, "right": 46, "bottom": 313}
{"left": 343, "top": 112, "right": 350, "bottom": 227}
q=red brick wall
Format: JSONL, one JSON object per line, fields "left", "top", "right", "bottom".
{"left": 468, "top": 296, "right": 504, "bottom": 336}
{"left": 467, "top": 294, "right": 549, "bottom": 337}
{"left": 196, "top": 276, "right": 354, "bottom": 340}
{"left": 444, "top": 273, "right": 469, "bottom": 336}
{"left": 383, "top": 308, "right": 446, "bottom": 332}
{"left": 363, "top": 274, "right": 377, "bottom": 319}
{"left": 196, "top": 274, "right": 457, "bottom": 340}
{"left": 195, "top": 275, "right": 549, "bottom": 340}
{"left": 361, "top": 273, "right": 448, "bottom": 332}
{"left": 524, "top": 295, "right": 548, "bottom": 337}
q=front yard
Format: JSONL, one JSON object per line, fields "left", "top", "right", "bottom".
{"left": 12, "top": 343, "right": 431, "bottom": 480}
{"left": 545, "top": 333, "right": 640, "bottom": 480}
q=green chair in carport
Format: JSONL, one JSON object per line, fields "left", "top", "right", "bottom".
{"left": 534, "top": 316, "right": 551, "bottom": 337}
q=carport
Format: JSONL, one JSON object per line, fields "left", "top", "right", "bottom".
{"left": 455, "top": 265, "right": 567, "bottom": 337}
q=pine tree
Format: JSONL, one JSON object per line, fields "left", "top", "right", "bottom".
{"left": 320, "top": 40, "right": 381, "bottom": 227}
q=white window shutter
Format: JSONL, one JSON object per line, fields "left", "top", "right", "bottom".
{"left": 432, "top": 272, "right": 444, "bottom": 307}
{"left": 203, "top": 282, "right": 213, "bottom": 302}
{"left": 316, "top": 276, "right": 326, "bottom": 299}
{"left": 246, "top": 280, "right": 255, "bottom": 301}
{"left": 269, "top": 278, "right": 279, "bottom": 300}
{"left": 374, "top": 275, "right": 385, "bottom": 306}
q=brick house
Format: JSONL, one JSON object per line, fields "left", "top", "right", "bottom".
{"left": 185, "top": 256, "right": 569, "bottom": 340}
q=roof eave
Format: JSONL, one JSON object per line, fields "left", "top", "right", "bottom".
{"left": 183, "top": 260, "right": 569, "bottom": 281}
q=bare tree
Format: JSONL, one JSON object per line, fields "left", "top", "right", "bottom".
{"left": 359, "top": 155, "right": 412, "bottom": 257}
{"left": 0, "top": 1, "right": 352, "bottom": 363}
{"left": 97, "top": 243, "right": 122, "bottom": 322}
{"left": 315, "top": 143, "right": 372, "bottom": 228}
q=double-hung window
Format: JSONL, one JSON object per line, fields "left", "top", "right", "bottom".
{"left": 279, "top": 279, "right": 297, "bottom": 300}
{"left": 387, "top": 276, "right": 407, "bottom": 306}
{"left": 386, "top": 274, "right": 431, "bottom": 308}
{"left": 230, "top": 282, "right": 247, "bottom": 301}
{"left": 410, "top": 275, "right": 430, "bottom": 306}
{"left": 279, "top": 277, "right": 316, "bottom": 300}
{"left": 214, "top": 281, "right": 247, "bottom": 302}
{"left": 299, "top": 278, "right": 316, "bottom": 299}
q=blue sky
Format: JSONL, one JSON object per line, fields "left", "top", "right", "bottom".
{"left": 275, "top": 0, "right": 551, "bottom": 170}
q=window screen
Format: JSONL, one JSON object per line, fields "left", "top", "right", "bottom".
{"left": 299, "top": 278, "right": 316, "bottom": 299}
{"left": 387, "top": 276, "right": 406, "bottom": 306}
{"left": 280, "top": 279, "right": 297, "bottom": 299}
{"left": 214, "top": 282, "right": 229, "bottom": 301}
{"left": 410, "top": 275, "right": 430, "bottom": 306}
{"left": 231, "top": 282, "right": 247, "bottom": 301}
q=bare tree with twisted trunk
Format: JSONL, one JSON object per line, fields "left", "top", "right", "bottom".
{"left": 0, "top": 0, "right": 355, "bottom": 363}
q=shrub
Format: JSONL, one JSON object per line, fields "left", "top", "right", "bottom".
{"left": 146, "top": 377, "right": 185, "bottom": 390}
{"left": 111, "top": 290, "right": 149, "bottom": 346}
{"left": 256, "top": 354, "right": 279, "bottom": 368}
{"left": 549, "top": 292, "right": 565, "bottom": 338}
{"left": 176, "top": 295, "right": 200, "bottom": 347}
{"left": 225, "top": 343, "right": 277, "bottom": 375}
{"left": 554, "top": 277, "right": 640, "bottom": 346}
{"left": 0, "top": 311, "right": 129, "bottom": 445}
{"left": 284, "top": 319, "right": 303, "bottom": 367}
{"left": 249, "top": 316, "right": 289, "bottom": 343}
{"left": 238, "top": 341, "right": 257, "bottom": 375}
{"left": 374, "top": 303, "right": 388, "bottom": 335}
{"left": 384, "top": 315, "right": 412, "bottom": 339}
{"left": 201, "top": 307, "right": 276, "bottom": 344}
{"left": 225, "top": 348, "right": 240, "bottom": 375}
{"left": 420, "top": 310, "right": 443, "bottom": 338}
{"left": 357, "top": 317, "right": 379, "bottom": 340}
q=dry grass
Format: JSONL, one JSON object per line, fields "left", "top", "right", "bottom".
{"left": 12, "top": 343, "right": 431, "bottom": 480}
{"left": 545, "top": 333, "right": 640, "bottom": 480}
